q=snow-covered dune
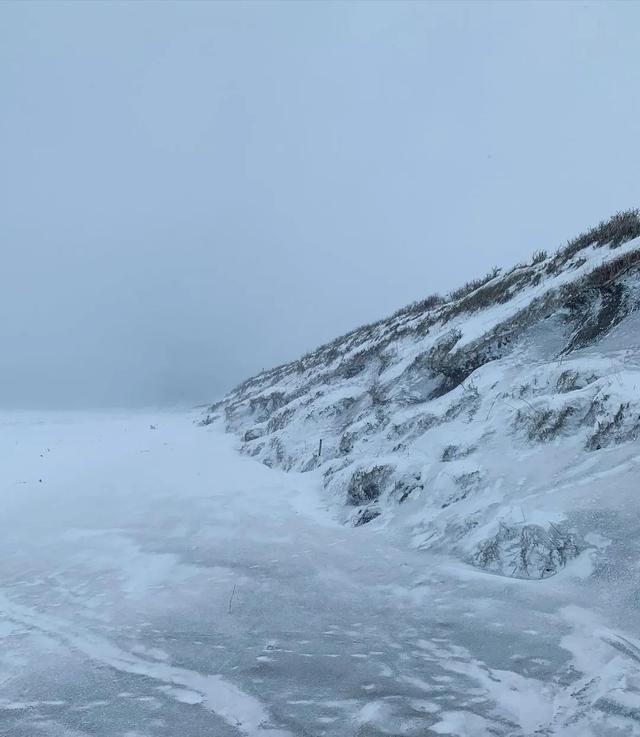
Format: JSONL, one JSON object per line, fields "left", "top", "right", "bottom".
{"left": 206, "top": 211, "right": 640, "bottom": 582}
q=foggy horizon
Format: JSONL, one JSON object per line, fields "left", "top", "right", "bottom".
{"left": 2, "top": 0, "right": 640, "bottom": 408}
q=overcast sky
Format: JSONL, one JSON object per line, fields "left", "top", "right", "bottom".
{"left": 2, "top": 1, "right": 640, "bottom": 408}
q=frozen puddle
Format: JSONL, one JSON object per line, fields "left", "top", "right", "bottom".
{"left": 0, "top": 410, "right": 639, "bottom": 736}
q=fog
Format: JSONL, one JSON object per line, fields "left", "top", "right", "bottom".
{"left": 2, "top": 0, "right": 639, "bottom": 407}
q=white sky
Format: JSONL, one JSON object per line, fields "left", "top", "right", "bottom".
{"left": 2, "top": 0, "right": 640, "bottom": 407}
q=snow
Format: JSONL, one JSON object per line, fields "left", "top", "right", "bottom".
{"left": 1, "top": 409, "right": 639, "bottom": 735}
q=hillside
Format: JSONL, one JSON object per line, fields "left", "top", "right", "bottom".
{"left": 203, "top": 211, "right": 640, "bottom": 581}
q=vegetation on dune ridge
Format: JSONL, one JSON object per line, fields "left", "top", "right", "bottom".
{"left": 220, "top": 209, "right": 640, "bottom": 403}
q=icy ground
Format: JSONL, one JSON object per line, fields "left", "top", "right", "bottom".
{"left": 1, "top": 411, "right": 639, "bottom": 736}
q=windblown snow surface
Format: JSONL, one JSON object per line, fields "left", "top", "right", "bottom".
{"left": 2, "top": 411, "right": 639, "bottom": 737}
{"left": 3, "top": 220, "right": 640, "bottom": 736}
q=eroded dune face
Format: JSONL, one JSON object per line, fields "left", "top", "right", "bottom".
{"left": 209, "top": 216, "right": 640, "bottom": 581}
